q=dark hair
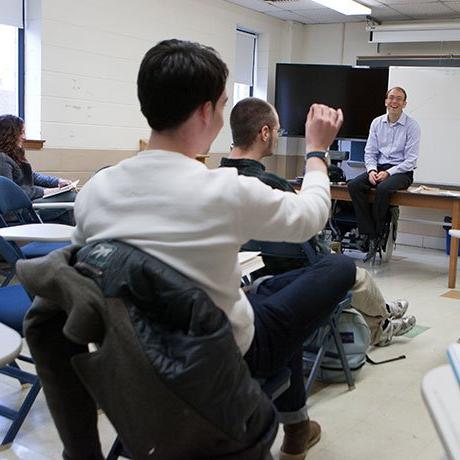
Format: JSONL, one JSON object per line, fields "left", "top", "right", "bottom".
{"left": 0, "top": 114, "right": 26, "bottom": 163}
{"left": 137, "top": 39, "right": 228, "bottom": 131}
{"left": 386, "top": 86, "right": 407, "bottom": 101}
{"left": 230, "top": 98, "right": 277, "bottom": 149}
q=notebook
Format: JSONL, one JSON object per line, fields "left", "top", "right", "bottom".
{"left": 42, "top": 180, "right": 79, "bottom": 199}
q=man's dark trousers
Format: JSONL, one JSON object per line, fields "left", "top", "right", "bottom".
{"left": 348, "top": 163, "right": 413, "bottom": 238}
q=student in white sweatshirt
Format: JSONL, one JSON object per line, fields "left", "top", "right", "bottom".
{"left": 72, "top": 39, "right": 356, "bottom": 460}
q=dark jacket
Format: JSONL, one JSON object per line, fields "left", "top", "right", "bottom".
{"left": 0, "top": 151, "right": 59, "bottom": 200}
{"left": 220, "top": 157, "right": 296, "bottom": 193}
{"left": 17, "top": 241, "right": 277, "bottom": 460}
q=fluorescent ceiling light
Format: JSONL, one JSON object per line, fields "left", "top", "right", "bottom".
{"left": 311, "top": 0, "right": 371, "bottom": 16}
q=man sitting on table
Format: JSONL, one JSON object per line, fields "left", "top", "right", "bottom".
{"left": 348, "top": 86, "right": 421, "bottom": 262}
{"left": 72, "top": 39, "right": 356, "bottom": 460}
{"left": 221, "top": 96, "right": 416, "bottom": 347}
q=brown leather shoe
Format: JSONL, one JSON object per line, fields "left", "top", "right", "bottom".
{"left": 279, "top": 419, "right": 321, "bottom": 460}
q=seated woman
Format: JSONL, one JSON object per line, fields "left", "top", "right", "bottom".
{"left": 0, "top": 114, "right": 76, "bottom": 224}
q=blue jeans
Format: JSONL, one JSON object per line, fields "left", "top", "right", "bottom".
{"left": 244, "top": 254, "right": 356, "bottom": 424}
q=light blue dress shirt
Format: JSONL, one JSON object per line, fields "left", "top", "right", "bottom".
{"left": 364, "top": 112, "right": 421, "bottom": 176}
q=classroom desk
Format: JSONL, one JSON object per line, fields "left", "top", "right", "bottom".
{"left": 0, "top": 323, "right": 22, "bottom": 368}
{"left": 422, "top": 365, "right": 460, "bottom": 460}
{"left": 0, "top": 223, "right": 74, "bottom": 242}
{"left": 239, "top": 252, "right": 264, "bottom": 278}
{"left": 330, "top": 184, "right": 460, "bottom": 288}
{"left": 32, "top": 202, "right": 75, "bottom": 210}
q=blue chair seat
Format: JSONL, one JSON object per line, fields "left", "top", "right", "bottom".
{"left": 0, "top": 283, "right": 38, "bottom": 449}
{"left": 21, "top": 241, "right": 70, "bottom": 259}
{"left": 0, "top": 285, "right": 31, "bottom": 333}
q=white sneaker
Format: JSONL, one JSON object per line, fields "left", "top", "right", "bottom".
{"left": 386, "top": 299, "right": 409, "bottom": 319}
{"left": 377, "top": 315, "right": 416, "bottom": 347}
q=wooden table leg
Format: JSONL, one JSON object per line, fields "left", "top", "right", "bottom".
{"left": 448, "top": 201, "right": 460, "bottom": 288}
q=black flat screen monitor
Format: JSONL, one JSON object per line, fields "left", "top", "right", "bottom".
{"left": 275, "top": 64, "right": 389, "bottom": 139}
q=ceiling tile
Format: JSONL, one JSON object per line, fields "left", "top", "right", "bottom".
{"left": 224, "top": 0, "right": 460, "bottom": 23}
{"left": 267, "top": 0, "right": 324, "bottom": 9}
{"left": 262, "top": 0, "right": 319, "bottom": 10}
{"left": 444, "top": 2, "right": 460, "bottom": 13}
{"left": 224, "top": 0, "right": 282, "bottom": 12}
{"left": 296, "top": 8, "right": 362, "bottom": 22}
{"left": 379, "top": 0, "right": 439, "bottom": 4}
{"left": 370, "top": 5, "right": 412, "bottom": 20}
{"left": 268, "top": 9, "right": 315, "bottom": 22}
{"left": 359, "top": 0, "right": 384, "bottom": 6}
{"left": 390, "top": 2, "right": 460, "bottom": 19}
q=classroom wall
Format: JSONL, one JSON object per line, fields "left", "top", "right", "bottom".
{"left": 34, "top": 0, "right": 294, "bottom": 151}
{"left": 27, "top": 0, "right": 304, "bottom": 181}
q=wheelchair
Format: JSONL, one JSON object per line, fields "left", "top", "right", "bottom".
{"left": 328, "top": 200, "right": 399, "bottom": 263}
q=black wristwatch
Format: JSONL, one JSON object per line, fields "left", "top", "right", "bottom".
{"left": 306, "top": 151, "right": 330, "bottom": 167}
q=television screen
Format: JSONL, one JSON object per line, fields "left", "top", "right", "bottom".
{"left": 275, "top": 64, "right": 389, "bottom": 139}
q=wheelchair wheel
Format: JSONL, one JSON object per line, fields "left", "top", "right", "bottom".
{"left": 381, "top": 221, "right": 395, "bottom": 262}
{"left": 380, "top": 207, "right": 399, "bottom": 262}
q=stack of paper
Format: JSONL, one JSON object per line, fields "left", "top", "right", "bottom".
{"left": 43, "top": 180, "right": 79, "bottom": 199}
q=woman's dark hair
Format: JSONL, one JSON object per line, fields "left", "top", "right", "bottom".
{"left": 230, "top": 98, "right": 277, "bottom": 150}
{"left": 0, "top": 114, "right": 26, "bottom": 163}
{"left": 137, "top": 39, "right": 228, "bottom": 131}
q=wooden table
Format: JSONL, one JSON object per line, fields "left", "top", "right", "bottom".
{"left": 331, "top": 184, "right": 460, "bottom": 288}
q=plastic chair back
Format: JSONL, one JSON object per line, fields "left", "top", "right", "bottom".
{"left": 0, "top": 234, "right": 40, "bottom": 448}
{"left": 0, "top": 177, "right": 41, "bottom": 226}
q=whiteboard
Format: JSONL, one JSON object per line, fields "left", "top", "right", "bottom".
{"left": 389, "top": 66, "right": 460, "bottom": 187}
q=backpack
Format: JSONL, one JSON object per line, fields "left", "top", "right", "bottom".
{"left": 303, "top": 308, "right": 371, "bottom": 383}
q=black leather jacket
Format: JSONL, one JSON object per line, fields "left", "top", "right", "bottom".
{"left": 18, "top": 241, "right": 277, "bottom": 460}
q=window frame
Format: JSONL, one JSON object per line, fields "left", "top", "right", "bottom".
{"left": 234, "top": 28, "right": 257, "bottom": 104}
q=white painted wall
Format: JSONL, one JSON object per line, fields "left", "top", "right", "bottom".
{"left": 36, "top": 0, "right": 293, "bottom": 151}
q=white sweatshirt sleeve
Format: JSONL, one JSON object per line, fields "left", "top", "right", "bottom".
{"left": 236, "top": 170, "right": 331, "bottom": 244}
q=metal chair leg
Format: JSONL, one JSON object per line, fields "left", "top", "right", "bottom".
{"left": 304, "top": 325, "right": 331, "bottom": 397}
{"left": 330, "top": 319, "right": 355, "bottom": 390}
{"left": 0, "top": 377, "right": 41, "bottom": 448}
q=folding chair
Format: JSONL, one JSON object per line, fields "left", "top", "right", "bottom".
{"left": 240, "top": 241, "right": 355, "bottom": 394}
{"left": 0, "top": 177, "right": 70, "bottom": 285}
{"left": 303, "top": 295, "right": 355, "bottom": 395}
{"left": 0, "top": 236, "right": 41, "bottom": 449}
